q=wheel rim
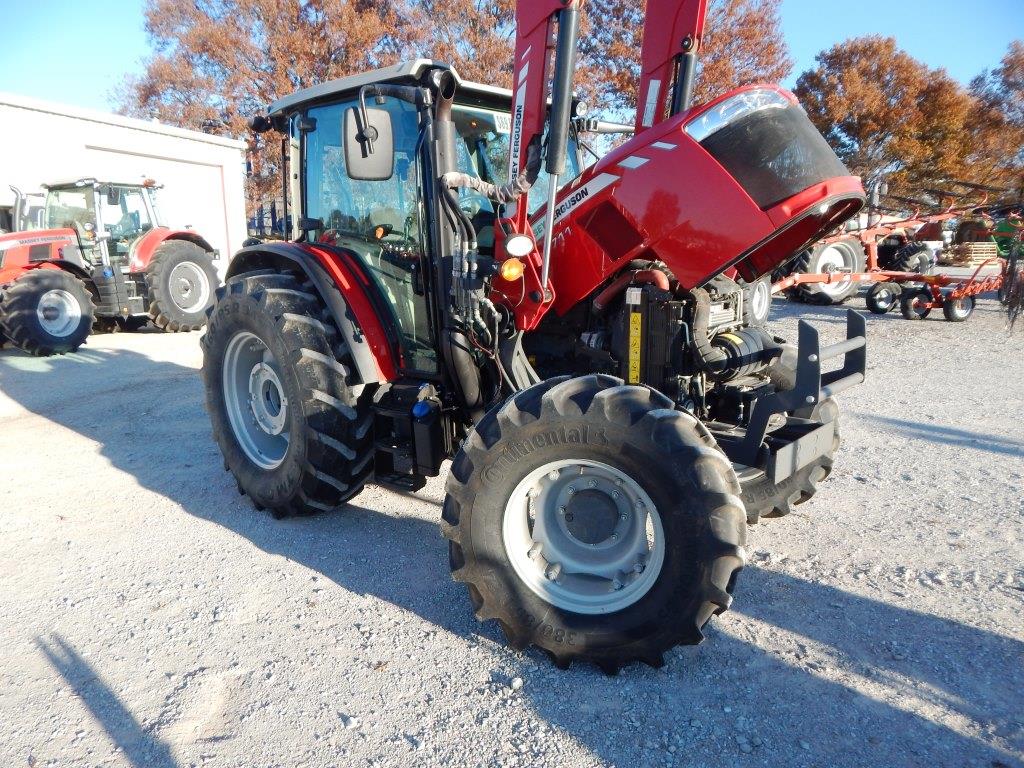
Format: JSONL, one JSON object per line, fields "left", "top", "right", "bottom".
{"left": 872, "top": 284, "right": 896, "bottom": 310}
{"left": 910, "top": 292, "right": 930, "bottom": 317}
{"left": 948, "top": 296, "right": 973, "bottom": 318}
{"left": 168, "top": 261, "right": 211, "bottom": 313}
{"left": 222, "top": 331, "right": 289, "bottom": 469}
{"left": 36, "top": 289, "right": 81, "bottom": 338}
{"left": 502, "top": 459, "right": 665, "bottom": 614}
{"left": 815, "top": 244, "right": 856, "bottom": 296}
{"left": 750, "top": 279, "right": 771, "bottom": 321}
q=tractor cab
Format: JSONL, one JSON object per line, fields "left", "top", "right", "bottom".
{"left": 263, "top": 60, "right": 583, "bottom": 373}
{"left": 42, "top": 179, "right": 163, "bottom": 269}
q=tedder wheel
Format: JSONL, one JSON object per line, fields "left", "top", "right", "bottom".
{"left": 942, "top": 294, "right": 975, "bottom": 322}
{"left": 788, "top": 238, "right": 865, "bottom": 305}
{"left": 738, "top": 345, "right": 840, "bottom": 524}
{"left": 201, "top": 271, "right": 374, "bottom": 516}
{"left": 442, "top": 374, "right": 746, "bottom": 673}
{"left": 742, "top": 276, "right": 772, "bottom": 326}
{"left": 146, "top": 240, "right": 219, "bottom": 332}
{"left": 900, "top": 287, "right": 933, "bottom": 320}
{"left": 865, "top": 282, "right": 899, "bottom": 314}
{"left": 0, "top": 269, "right": 95, "bottom": 356}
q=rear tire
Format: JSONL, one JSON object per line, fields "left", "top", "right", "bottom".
{"left": 887, "top": 242, "right": 933, "bottom": 274}
{"left": 146, "top": 240, "right": 219, "bottom": 332}
{"left": 201, "top": 271, "right": 374, "bottom": 516}
{"left": 443, "top": 374, "right": 746, "bottom": 672}
{"left": 0, "top": 269, "right": 94, "bottom": 356}
{"left": 788, "top": 239, "right": 865, "bottom": 305}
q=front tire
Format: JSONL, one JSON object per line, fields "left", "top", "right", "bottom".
{"left": 201, "top": 271, "right": 374, "bottom": 516}
{"left": 739, "top": 346, "right": 840, "bottom": 523}
{"left": 0, "top": 269, "right": 95, "bottom": 356}
{"left": 942, "top": 294, "right": 975, "bottom": 322}
{"left": 443, "top": 375, "right": 746, "bottom": 672}
{"left": 146, "top": 240, "right": 219, "bottom": 332}
{"left": 900, "top": 287, "right": 932, "bottom": 320}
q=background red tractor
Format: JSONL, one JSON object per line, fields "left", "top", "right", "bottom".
{"left": 0, "top": 178, "right": 219, "bottom": 356}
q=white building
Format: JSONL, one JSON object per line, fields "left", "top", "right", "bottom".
{"left": 0, "top": 92, "right": 247, "bottom": 271}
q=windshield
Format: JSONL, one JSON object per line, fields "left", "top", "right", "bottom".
{"left": 451, "top": 104, "right": 582, "bottom": 218}
{"left": 46, "top": 187, "right": 94, "bottom": 232}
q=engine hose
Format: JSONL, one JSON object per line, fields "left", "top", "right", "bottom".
{"left": 689, "top": 287, "right": 780, "bottom": 380}
{"left": 592, "top": 269, "right": 670, "bottom": 315}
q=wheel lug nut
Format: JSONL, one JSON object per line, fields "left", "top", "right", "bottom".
{"left": 558, "top": 506, "right": 566, "bottom": 514}
{"left": 610, "top": 533, "right": 618, "bottom": 541}
{"left": 545, "top": 563, "right": 562, "bottom": 581}
{"left": 566, "top": 486, "right": 575, "bottom": 496}
{"left": 619, "top": 513, "right": 627, "bottom": 520}
{"left": 548, "top": 470, "right": 560, "bottom": 480}
{"left": 611, "top": 579, "right": 623, "bottom": 591}
{"left": 528, "top": 543, "right": 543, "bottom": 560}
{"left": 588, "top": 480, "right": 597, "bottom": 488}
{"left": 633, "top": 563, "right": 645, "bottom": 574}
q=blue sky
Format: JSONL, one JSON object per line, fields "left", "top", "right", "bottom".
{"left": 0, "top": 0, "right": 1020, "bottom": 112}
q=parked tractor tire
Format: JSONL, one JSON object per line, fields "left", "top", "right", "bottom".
{"left": 0, "top": 269, "right": 95, "bottom": 356}
{"left": 942, "top": 294, "right": 975, "bottom": 322}
{"left": 443, "top": 374, "right": 746, "bottom": 673}
{"left": 787, "top": 239, "right": 865, "bottom": 305}
{"left": 742, "top": 276, "right": 772, "bottom": 326}
{"left": 887, "top": 242, "right": 933, "bottom": 274}
{"left": 146, "top": 240, "right": 219, "bottom": 332}
{"left": 900, "top": 287, "right": 932, "bottom": 320}
{"left": 738, "top": 346, "right": 840, "bottom": 523}
{"left": 202, "top": 271, "right": 374, "bottom": 517}
{"left": 865, "top": 282, "right": 899, "bottom": 314}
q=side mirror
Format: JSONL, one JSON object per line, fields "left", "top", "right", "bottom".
{"left": 344, "top": 106, "right": 394, "bottom": 181}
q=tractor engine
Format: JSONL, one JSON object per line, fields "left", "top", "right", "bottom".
{"left": 524, "top": 265, "right": 781, "bottom": 426}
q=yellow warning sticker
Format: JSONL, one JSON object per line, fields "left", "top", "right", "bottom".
{"left": 628, "top": 312, "right": 642, "bottom": 383}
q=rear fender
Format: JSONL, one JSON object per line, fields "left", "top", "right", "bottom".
{"left": 130, "top": 228, "right": 215, "bottom": 272}
{"left": 225, "top": 242, "right": 398, "bottom": 385}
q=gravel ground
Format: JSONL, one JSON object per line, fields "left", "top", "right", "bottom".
{"left": 0, "top": 294, "right": 1022, "bottom": 768}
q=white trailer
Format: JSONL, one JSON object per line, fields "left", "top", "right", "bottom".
{"left": 0, "top": 92, "right": 247, "bottom": 276}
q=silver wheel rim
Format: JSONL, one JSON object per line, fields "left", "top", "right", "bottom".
{"left": 949, "top": 297, "right": 972, "bottom": 318}
{"left": 36, "top": 289, "right": 81, "bottom": 338}
{"left": 222, "top": 331, "right": 289, "bottom": 469}
{"left": 750, "top": 279, "right": 771, "bottom": 322}
{"left": 168, "top": 261, "right": 211, "bottom": 313}
{"left": 815, "top": 243, "right": 856, "bottom": 296}
{"left": 502, "top": 459, "right": 665, "bottom": 614}
{"left": 872, "top": 284, "right": 896, "bottom": 308}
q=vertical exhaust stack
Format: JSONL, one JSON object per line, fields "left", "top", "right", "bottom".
{"left": 539, "top": 5, "right": 581, "bottom": 292}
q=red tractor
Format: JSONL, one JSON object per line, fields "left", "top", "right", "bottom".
{"left": 201, "top": 0, "right": 867, "bottom": 671}
{"left": 0, "top": 179, "right": 219, "bottom": 356}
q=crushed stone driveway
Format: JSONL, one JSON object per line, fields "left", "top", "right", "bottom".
{"left": 1, "top": 297, "right": 1022, "bottom": 768}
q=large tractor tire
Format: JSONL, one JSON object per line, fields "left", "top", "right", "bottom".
{"left": 739, "top": 346, "right": 840, "bottom": 524}
{"left": 443, "top": 374, "right": 747, "bottom": 673}
{"left": 0, "top": 269, "right": 94, "bottom": 356}
{"left": 885, "top": 242, "right": 933, "bottom": 274}
{"left": 787, "top": 239, "right": 865, "bottom": 305}
{"left": 146, "top": 240, "right": 219, "bottom": 332}
{"left": 201, "top": 271, "right": 374, "bottom": 516}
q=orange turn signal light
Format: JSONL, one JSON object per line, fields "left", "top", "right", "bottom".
{"left": 499, "top": 258, "right": 525, "bottom": 281}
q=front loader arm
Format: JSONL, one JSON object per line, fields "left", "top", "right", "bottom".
{"left": 635, "top": 0, "right": 707, "bottom": 131}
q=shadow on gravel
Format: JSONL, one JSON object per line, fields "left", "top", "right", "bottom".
{"left": 37, "top": 635, "right": 177, "bottom": 768}
{"left": 4, "top": 344, "right": 1022, "bottom": 766}
{"left": 858, "top": 413, "right": 1024, "bottom": 457}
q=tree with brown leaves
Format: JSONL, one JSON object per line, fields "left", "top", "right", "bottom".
{"left": 121, "top": 0, "right": 793, "bottom": 213}
{"left": 968, "top": 41, "right": 1024, "bottom": 199}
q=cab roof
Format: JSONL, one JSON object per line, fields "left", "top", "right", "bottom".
{"left": 267, "top": 60, "right": 513, "bottom": 117}
{"left": 44, "top": 178, "right": 159, "bottom": 191}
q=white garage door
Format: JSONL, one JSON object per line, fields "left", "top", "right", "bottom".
{"left": 84, "top": 147, "right": 231, "bottom": 261}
